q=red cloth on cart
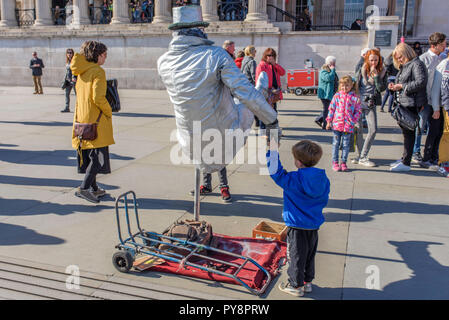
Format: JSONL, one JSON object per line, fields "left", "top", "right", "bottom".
{"left": 148, "top": 233, "right": 287, "bottom": 292}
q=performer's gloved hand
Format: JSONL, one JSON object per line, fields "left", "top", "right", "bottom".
{"left": 264, "top": 119, "right": 281, "bottom": 146}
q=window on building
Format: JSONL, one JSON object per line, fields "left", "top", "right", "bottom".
{"left": 395, "top": 0, "right": 416, "bottom": 36}
{"left": 296, "top": 0, "right": 314, "bottom": 17}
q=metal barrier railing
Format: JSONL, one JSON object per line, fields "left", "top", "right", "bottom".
{"left": 217, "top": 0, "right": 248, "bottom": 21}
{"left": 15, "top": 8, "right": 36, "bottom": 27}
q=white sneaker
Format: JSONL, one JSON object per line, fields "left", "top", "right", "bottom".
{"left": 359, "top": 157, "right": 376, "bottom": 167}
{"left": 351, "top": 157, "right": 360, "bottom": 164}
{"left": 390, "top": 162, "right": 411, "bottom": 172}
{"left": 278, "top": 282, "right": 304, "bottom": 297}
{"left": 390, "top": 159, "right": 402, "bottom": 167}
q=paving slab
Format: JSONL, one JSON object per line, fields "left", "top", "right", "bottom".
{"left": 0, "top": 86, "right": 448, "bottom": 300}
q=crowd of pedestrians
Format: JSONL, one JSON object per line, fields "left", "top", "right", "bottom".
{"left": 317, "top": 32, "right": 449, "bottom": 177}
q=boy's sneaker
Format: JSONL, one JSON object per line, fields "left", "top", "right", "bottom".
{"left": 304, "top": 282, "right": 313, "bottom": 293}
{"left": 358, "top": 157, "right": 376, "bottom": 167}
{"left": 390, "top": 162, "right": 411, "bottom": 172}
{"left": 220, "top": 186, "right": 232, "bottom": 203}
{"left": 340, "top": 162, "right": 349, "bottom": 172}
{"left": 189, "top": 185, "right": 212, "bottom": 196}
{"left": 75, "top": 188, "right": 99, "bottom": 203}
{"left": 332, "top": 161, "right": 340, "bottom": 172}
{"left": 412, "top": 152, "right": 423, "bottom": 164}
{"left": 278, "top": 282, "right": 304, "bottom": 297}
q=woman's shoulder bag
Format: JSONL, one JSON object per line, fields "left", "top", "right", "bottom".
{"left": 106, "top": 79, "right": 121, "bottom": 112}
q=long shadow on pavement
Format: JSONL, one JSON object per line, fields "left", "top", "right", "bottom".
{"left": 0, "top": 149, "right": 134, "bottom": 166}
{"left": 137, "top": 194, "right": 283, "bottom": 222}
{"left": 324, "top": 198, "right": 449, "bottom": 223}
{"left": 113, "top": 113, "right": 174, "bottom": 118}
{"left": 0, "top": 120, "right": 72, "bottom": 127}
{"left": 0, "top": 222, "right": 65, "bottom": 246}
{"left": 307, "top": 240, "right": 449, "bottom": 299}
{"left": 0, "top": 198, "right": 113, "bottom": 216}
{"left": 0, "top": 174, "right": 119, "bottom": 190}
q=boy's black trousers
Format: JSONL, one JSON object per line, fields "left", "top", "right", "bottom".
{"left": 287, "top": 227, "right": 318, "bottom": 288}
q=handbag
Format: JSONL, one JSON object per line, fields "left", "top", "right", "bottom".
{"left": 61, "top": 79, "right": 70, "bottom": 90}
{"left": 391, "top": 104, "right": 419, "bottom": 131}
{"left": 74, "top": 112, "right": 102, "bottom": 141}
{"left": 106, "top": 79, "right": 121, "bottom": 112}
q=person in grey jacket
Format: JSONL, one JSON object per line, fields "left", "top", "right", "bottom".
{"left": 30, "top": 51, "right": 45, "bottom": 94}
{"left": 418, "top": 32, "right": 447, "bottom": 167}
{"left": 241, "top": 45, "right": 259, "bottom": 126}
{"left": 430, "top": 57, "right": 449, "bottom": 177}
{"left": 61, "top": 48, "right": 77, "bottom": 113}
{"left": 389, "top": 43, "right": 428, "bottom": 172}
{"left": 353, "top": 49, "right": 387, "bottom": 167}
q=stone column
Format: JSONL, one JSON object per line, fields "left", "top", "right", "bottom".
{"left": 0, "top": 0, "right": 17, "bottom": 27}
{"left": 71, "top": 0, "right": 90, "bottom": 25}
{"left": 201, "top": 0, "right": 218, "bottom": 22}
{"left": 245, "top": 0, "right": 268, "bottom": 22}
{"left": 34, "top": 0, "right": 53, "bottom": 26}
{"left": 111, "top": 0, "right": 130, "bottom": 24}
{"left": 153, "top": 0, "right": 171, "bottom": 24}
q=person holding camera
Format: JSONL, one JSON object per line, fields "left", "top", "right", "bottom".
{"left": 389, "top": 43, "right": 428, "bottom": 172}
{"left": 353, "top": 49, "right": 387, "bottom": 167}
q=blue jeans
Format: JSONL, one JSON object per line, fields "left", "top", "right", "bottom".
{"left": 332, "top": 131, "right": 351, "bottom": 163}
{"left": 413, "top": 105, "right": 433, "bottom": 154}
{"left": 381, "top": 89, "right": 394, "bottom": 112}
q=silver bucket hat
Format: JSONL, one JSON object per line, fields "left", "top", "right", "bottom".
{"left": 168, "top": 5, "right": 210, "bottom": 30}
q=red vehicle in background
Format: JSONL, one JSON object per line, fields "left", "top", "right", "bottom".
{"left": 287, "top": 59, "right": 319, "bottom": 96}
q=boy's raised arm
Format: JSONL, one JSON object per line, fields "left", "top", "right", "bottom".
{"left": 266, "top": 149, "right": 291, "bottom": 190}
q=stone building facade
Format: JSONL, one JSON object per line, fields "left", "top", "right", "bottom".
{"left": 0, "top": 0, "right": 446, "bottom": 89}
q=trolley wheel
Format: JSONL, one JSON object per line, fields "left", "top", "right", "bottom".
{"left": 295, "top": 88, "right": 304, "bottom": 96}
{"left": 112, "top": 251, "right": 134, "bottom": 273}
{"left": 142, "top": 231, "right": 160, "bottom": 248}
{"left": 303, "top": 89, "right": 309, "bottom": 95}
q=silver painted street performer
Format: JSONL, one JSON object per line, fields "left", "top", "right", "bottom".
{"left": 157, "top": 5, "right": 278, "bottom": 216}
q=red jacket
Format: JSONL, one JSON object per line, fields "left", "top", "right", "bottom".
{"left": 235, "top": 57, "right": 244, "bottom": 69}
{"left": 255, "top": 60, "right": 286, "bottom": 100}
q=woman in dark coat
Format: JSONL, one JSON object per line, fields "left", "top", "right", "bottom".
{"left": 389, "top": 43, "right": 428, "bottom": 172}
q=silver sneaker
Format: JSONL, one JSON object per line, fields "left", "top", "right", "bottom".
{"left": 358, "top": 158, "right": 376, "bottom": 167}
{"left": 278, "top": 282, "right": 304, "bottom": 297}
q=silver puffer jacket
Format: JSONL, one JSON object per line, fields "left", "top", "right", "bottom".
{"left": 157, "top": 35, "right": 277, "bottom": 173}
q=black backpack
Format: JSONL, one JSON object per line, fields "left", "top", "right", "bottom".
{"left": 106, "top": 79, "right": 121, "bottom": 112}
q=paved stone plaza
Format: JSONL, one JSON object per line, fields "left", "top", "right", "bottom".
{"left": 0, "top": 86, "right": 448, "bottom": 300}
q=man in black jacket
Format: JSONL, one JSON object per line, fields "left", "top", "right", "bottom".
{"left": 351, "top": 19, "right": 363, "bottom": 30}
{"left": 30, "top": 52, "right": 45, "bottom": 94}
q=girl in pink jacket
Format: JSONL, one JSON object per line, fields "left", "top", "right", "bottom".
{"left": 326, "top": 76, "right": 362, "bottom": 172}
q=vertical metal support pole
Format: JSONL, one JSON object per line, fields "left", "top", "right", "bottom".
{"left": 194, "top": 167, "right": 201, "bottom": 221}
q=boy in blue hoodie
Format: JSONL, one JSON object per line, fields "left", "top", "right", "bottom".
{"left": 267, "top": 140, "right": 330, "bottom": 297}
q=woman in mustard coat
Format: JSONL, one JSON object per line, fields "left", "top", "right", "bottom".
{"left": 71, "top": 41, "right": 114, "bottom": 203}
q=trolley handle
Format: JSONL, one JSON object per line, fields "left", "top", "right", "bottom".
{"left": 115, "top": 190, "right": 143, "bottom": 245}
